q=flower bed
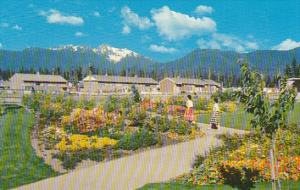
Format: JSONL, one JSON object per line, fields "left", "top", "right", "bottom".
{"left": 179, "top": 125, "right": 300, "bottom": 186}
{"left": 24, "top": 93, "right": 206, "bottom": 171}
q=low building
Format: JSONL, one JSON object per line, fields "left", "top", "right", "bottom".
{"left": 288, "top": 78, "right": 300, "bottom": 92}
{"left": 82, "top": 75, "right": 158, "bottom": 94}
{"left": 9, "top": 73, "right": 68, "bottom": 92}
{"left": 0, "top": 80, "right": 9, "bottom": 90}
{"left": 159, "top": 77, "right": 221, "bottom": 95}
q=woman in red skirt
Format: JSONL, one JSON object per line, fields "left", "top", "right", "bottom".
{"left": 184, "top": 95, "right": 195, "bottom": 125}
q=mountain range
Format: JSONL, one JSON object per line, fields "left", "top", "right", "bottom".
{"left": 0, "top": 45, "right": 300, "bottom": 80}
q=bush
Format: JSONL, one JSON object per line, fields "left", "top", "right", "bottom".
{"left": 22, "top": 93, "right": 44, "bottom": 111}
{"left": 168, "top": 96, "right": 185, "bottom": 106}
{"left": 104, "top": 96, "right": 118, "bottom": 112}
{"left": 117, "top": 129, "right": 158, "bottom": 150}
{"left": 148, "top": 116, "right": 170, "bottom": 133}
{"left": 194, "top": 98, "right": 210, "bottom": 111}
{"left": 211, "top": 90, "right": 237, "bottom": 103}
{"left": 76, "top": 98, "right": 96, "bottom": 110}
{"left": 54, "top": 149, "right": 105, "bottom": 170}
{"left": 219, "top": 165, "right": 259, "bottom": 190}
{"left": 192, "top": 155, "right": 205, "bottom": 168}
{"left": 128, "top": 106, "right": 147, "bottom": 127}
{"left": 131, "top": 85, "right": 141, "bottom": 103}
{"left": 175, "top": 120, "right": 191, "bottom": 135}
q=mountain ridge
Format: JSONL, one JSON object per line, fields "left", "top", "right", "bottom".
{"left": 0, "top": 45, "right": 300, "bottom": 81}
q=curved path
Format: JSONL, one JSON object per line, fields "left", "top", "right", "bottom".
{"left": 14, "top": 125, "right": 247, "bottom": 190}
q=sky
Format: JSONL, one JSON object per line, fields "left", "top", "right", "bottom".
{"left": 0, "top": 0, "right": 300, "bottom": 61}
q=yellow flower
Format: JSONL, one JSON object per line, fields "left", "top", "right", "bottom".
{"left": 55, "top": 134, "right": 118, "bottom": 152}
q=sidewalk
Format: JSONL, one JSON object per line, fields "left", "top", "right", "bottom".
{"left": 14, "top": 124, "right": 247, "bottom": 190}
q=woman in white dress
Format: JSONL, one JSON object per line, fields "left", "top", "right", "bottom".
{"left": 210, "top": 98, "right": 220, "bottom": 129}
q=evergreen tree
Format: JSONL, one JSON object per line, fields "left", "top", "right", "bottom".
{"left": 285, "top": 64, "right": 292, "bottom": 77}
{"left": 291, "top": 57, "right": 298, "bottom": 77}
{"left": 131, "top": 85, "right": 141, "bottom": 103}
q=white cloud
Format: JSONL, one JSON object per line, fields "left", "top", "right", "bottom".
{"left": 0, "top": 43, "right": 3, "bottom": 49}
{"left": 0, "top": 22, "right": 9, "bottom": 28}
{"left": 12, "top": 24, "right": 22, "bottom": 30}
{"left": 151, "top": 6, "right": 216, "bottom": 41}
{"left": 197, "top": 38, "right": 221, "bottom": 49}
{"left": 197, "top": 33, "right": 258, "bottom": 52}
{"left": 93, "top": 11, "right": 100, "bottom": 17}
{"left": 272, "top": 39, "right": 300, "bottom": 51}
{"left": 149, "top": 44, "right": 177, "bottom": 53}
{"left": 39, "top": 9, "right": 84, "bottom": 25}
{"left": 195, "top": 5, "right": 213, "bottom": 14}
{"left": 121, "top": 6, "right": 153, "bottom": 32}
{"left": 75, "top": 32, "right": 85, "bottom": 37}
{"left": 122, "top": 25, "right": 131, "bottom": 34}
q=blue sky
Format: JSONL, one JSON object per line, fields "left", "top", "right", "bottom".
{"left": 0, "top": 0, "right": 300, "bottom": 61}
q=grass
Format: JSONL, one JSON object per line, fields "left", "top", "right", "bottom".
{"left": 197, "top": 102, "right": 300, "bottom": 131}
{"left": 139, "top": 181, "right": 300, "bottom": 190}
{"left": 0, "top": 109, "right": 58, "bottom": 190}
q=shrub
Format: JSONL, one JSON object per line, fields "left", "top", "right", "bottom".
{"left": 104, "top": 96, "right": 118, "bottom": 112}
{"left": 128, "top": 106, "right": 147, "bottom": 127}
{"left": 22, "top": 93, "right": 44, "bottom": 111}
{"left": 54, "top": 149, "right": 105, "bottom": 170}
{"left": 219, "top": 164, "right": 259, "bottom": 190}
{"left": 117, "top": 129, "right": 157, "bottom": 150}
{"left": 175, "top": 120, "right": 191, "bottom": 135}
{"left": 131, "top": 85, "right": 141, "bottom": 103}
{"left": 77, "top": 98, "right": 96, "bottom": 110}
{"left": 148, "top": 116, "right": 170, "bottom": 133}
{"left": 192, "top": 155, "right": 205, "bottom": 168}
{"left": 168, "top": 96, "right": 185, "bottom": 106}
{"left": 211, "top": 90, "right": 237, "bottom": 103}
{"left": 194, "top": 98, "right": 210, "bottom": 111}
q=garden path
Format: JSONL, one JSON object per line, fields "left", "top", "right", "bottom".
{"left": 14, "top": 124, "right": 247, "bottom": 190}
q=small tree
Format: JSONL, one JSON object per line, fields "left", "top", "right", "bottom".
{"left": 131, "top": 85, "right": 141, "bottom": 103}
{"left": 238, "top": 62, "right": 297, "bottom": 190}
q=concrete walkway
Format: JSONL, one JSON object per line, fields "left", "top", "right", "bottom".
{"left": 14, "top": 125, "right": 247, "bottom": 190}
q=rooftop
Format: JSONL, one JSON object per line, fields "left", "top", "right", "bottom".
{"left": 83, "top": 75, "right": 158, "bottom": 84}
{"left": 163, "top": 77, "right": 221, "bottom": 87}
{"left": 10, "top": 73, "right": 68, "bottom": 83}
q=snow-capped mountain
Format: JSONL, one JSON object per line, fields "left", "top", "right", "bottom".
{"left": 49, "top": 44, "right": 89, "bottom": 52}
{"left": 93, "top": 44, "right": 140, "bottom": 62}
{"left": 49, "top": 44, "right": 141, "bottom": 63}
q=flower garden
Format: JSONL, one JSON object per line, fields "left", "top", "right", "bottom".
{"left": 175, "top": 126, "right": 300, "bottom": 186}
{"left": 23, "top": 93, "right": 237, "bottom": 170}
{"left": 16, "top": 64, "right": 300, "bottom": 189}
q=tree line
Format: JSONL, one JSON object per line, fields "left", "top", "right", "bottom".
{"left": 0, "top": 58, "right": 298, "bottom": 87}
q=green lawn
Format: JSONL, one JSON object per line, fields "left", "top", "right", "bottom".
{"left": 0, "top": 109, "right": 58, "bottom": 190}
{"left": 198, "top": 102, "right": 300, "bottom": 130}
{"left": 139, "top": 181, "right": 300, "bottom": 190}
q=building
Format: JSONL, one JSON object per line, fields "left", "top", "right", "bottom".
{"left": 9, "top": 73, "right": 68, "bottom": 92}
{"left": 159, "top": 77, "right": 221, "bottom": 95}
{"left": 82, "top": 75, "right": 158, "bottom": 94}
{"left": 288, "top": 78, "right": 300, "bottom": 92}
{"left": 0, "top": 80, "right": 9, "bottom": 90}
